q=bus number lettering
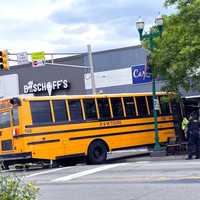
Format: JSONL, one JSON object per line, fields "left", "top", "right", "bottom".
{"left": 100, "top": 120, "right": 122, "bottom": 127}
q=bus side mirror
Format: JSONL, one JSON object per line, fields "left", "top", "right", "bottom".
{"left": 10, "top": 98, "right": 21, "bottom": 106}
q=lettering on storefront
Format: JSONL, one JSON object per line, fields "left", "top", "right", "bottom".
{"left": 23, "top": 80, "right": 70, "bottom": 96}
{"left": 131, "top": 64, "right": 152, "bottom": 84}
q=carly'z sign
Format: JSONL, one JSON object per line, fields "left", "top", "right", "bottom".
{"left": 23, "top": 80, "right": 70, "bottom": 96}
{"left": 131, "top": 64, "right": 152, "bottom": 84}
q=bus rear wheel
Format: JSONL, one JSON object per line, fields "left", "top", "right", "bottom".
{"left": 87, "top": 140, "right": 107, "bottom": 165}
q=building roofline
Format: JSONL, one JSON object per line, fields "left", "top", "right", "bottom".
{"left": 6, "top": 45, "right": 143, "bottom": 68}
{"left": 52, "top": 45, "right": 143, "bottom": 62}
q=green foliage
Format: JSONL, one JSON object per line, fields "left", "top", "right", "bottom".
{"left": 149, "top": 0, "right": 200, "bottom": 94}
{"left": 0, "top": 175, "right": 38, "bottom": 200}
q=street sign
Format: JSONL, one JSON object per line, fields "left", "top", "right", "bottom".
{"left": 31, "top": 51, "right": 45, "bottom": 67}
{"left": 31, "top": 51, "right": 45, "bottom": 61}
{"left": 131, "top": 64, "right": 152, "bottom": 84}
{"left": 154, "top": 98, "right": 160, "bottom": 110}
{"left": 32, "top": 60, "right": 45, "bottom": 67}
{"left": 17, "top": 52, "right": 29, "bottom": 65}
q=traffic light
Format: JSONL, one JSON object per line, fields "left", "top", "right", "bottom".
{"left": 0, "top": 49, "right": 9, "bottom": 70}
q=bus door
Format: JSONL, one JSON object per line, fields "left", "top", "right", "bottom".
{"left": 0, "top": 107, "right": 19, "bottom": 155}
{"left": 171, "top": 100, "right": 184, "bottom": 142}
{"left": 0, "top": 109, "right": 14, "bottom": 154}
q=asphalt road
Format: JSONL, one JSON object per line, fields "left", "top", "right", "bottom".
{"left": 3, "top": 152, "right": 200, "bottom": 200}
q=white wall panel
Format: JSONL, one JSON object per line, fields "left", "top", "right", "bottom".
{"left": 0, "top": 74, "right": 19, "bottom": 98}
{"left": 84, "top": 68, "right": 132, "bottom": 89}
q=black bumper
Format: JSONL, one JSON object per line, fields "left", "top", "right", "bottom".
{"left": 0, "top": 152, "right": 32, "bottom": 161}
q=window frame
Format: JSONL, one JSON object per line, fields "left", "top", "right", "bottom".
{"left": 68, "top": 99, "right": 84, "bottom": 122}
{"left": 0, "top": 110, "right": 11, "bottom": 128}
{"left": 97, "top": 97, "right": 112, "bottom": 120}
{"left": 30, "top": 100, "right": 53, "bottom": 125}
{"left": 123, "top": 96, "right": 137, "bottom": 118}
{"left": 52, "top": 99, "right": 69, "bottom": 123}
{"left": 158, "top": 96, "right": 171, "bottom": 116}
{"left": 110, "top": 97, "right": 125, "bottom": 119}
{"left": 83, "top": 98, "right": 98, "bottom": 121}
{"left": 135, "top": 96, "right": 149, "bottom": 117}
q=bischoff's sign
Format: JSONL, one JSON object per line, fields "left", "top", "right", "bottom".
{"left": 23, "top": 80, "right": 70, "bottom": 96}
{"left": 131, "top": 64, "right": 152, "bottom": 84}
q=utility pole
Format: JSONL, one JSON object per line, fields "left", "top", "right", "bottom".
{"left": 87, "top": 44, "right": 96, "bottom": 95}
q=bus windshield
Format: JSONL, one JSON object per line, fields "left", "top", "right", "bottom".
{"left": 0, "top": 111, "right": 10, "bottom": 128}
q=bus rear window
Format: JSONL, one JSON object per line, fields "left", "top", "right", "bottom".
{"left": 30, "top": 101, "right": 52, "bottom": 125}
{"left": 0, "top": 111, "right": 10, "bottom": 128}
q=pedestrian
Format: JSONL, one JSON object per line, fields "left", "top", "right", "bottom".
{"left": 186, "top": 113, "right": 200, "bottom": 160}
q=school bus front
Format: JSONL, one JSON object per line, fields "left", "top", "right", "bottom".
{"left": 0, "top": 98, "right": 32, "bottom": 168}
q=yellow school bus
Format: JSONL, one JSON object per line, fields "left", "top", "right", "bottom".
{"left": 0, "top": 93, "right": 177, "bottom": 169}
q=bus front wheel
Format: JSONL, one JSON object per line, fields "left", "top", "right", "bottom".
{"left": 87, "top": 140, "right": 107, "bottom": 165}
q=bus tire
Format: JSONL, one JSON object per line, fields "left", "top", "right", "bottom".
{"left": 87, "top": 140, "right": 107, "bottom": 165}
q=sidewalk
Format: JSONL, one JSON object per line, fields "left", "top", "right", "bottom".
{"left": 107, "top": 148, "right": 188, "bottom": 163}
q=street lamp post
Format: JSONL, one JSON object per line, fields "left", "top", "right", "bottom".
{"left": 136, "top": 14, "right": 164, "bottom": 151}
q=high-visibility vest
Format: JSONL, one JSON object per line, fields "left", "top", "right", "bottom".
{"left": 182, "top": 117, "right": 189, "bottom": 131}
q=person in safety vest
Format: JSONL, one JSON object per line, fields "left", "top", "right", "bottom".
{"left": 182, "top": 116, "right": 189, "bottom": 139}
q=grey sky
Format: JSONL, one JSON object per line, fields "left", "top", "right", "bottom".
{"left": 0, "top": 0, "right": 176, "bottom": 53}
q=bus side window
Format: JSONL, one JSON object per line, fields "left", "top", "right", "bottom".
{"left": 12, "top": 107, "right": 19, "bottom": 126}
{"left": 30, "top": 101, "right": 52, "bottom": 125}
{"left": 0, "top": 111, "right": 10, "bottom": 128}
{"left": 52, "top": 100, "right": 68, "bottom": 123}
{"left": 159, "top": 96, "right": 170, "bottom": 115}
{"left": 147, "top": 96, "right": 153, "bottom": 116}
{"left": 97, "top": 98, "right": 111, "bottom": 119}
{"left": 111, "top": 98, "right": 124, "bottom": 119}
{"left": 136, "top": 96, "right": 148, "bottom": 117}
{"left": 123, "top": 97, "right": 136, "bottom": 118}
{"left": 83, "top": 99, "right": 97, "bottom": 120}
{"left": 68, "top": 99, "right": 83, "bottom": 122}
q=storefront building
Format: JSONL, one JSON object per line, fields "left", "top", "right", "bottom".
{"left": 0, "top": 44, "right": 199, "bottom": 118}
{"left": 0, "top": 45, "right": 163, "bottom": 97}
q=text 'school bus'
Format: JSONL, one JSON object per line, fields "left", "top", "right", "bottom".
{"left": 0, "top": 93, "right": 178, "bottom": 169}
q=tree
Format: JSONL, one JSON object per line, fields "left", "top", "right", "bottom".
{"left": 0, "top": 175, "right": 38, "bottom": 200}
{"left": 150, "top": 0, "right": 200, "bottom": 94}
